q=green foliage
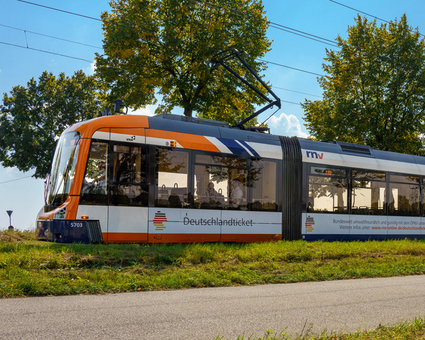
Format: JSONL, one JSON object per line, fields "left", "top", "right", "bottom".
{"left": 3, "top": 232, "right": 425, "bottom": 339}
{"left": 96, "top": 0, "right": 270, "bottom": 124}
{"left": 302, "top": 14, "right": 425, "bottom": 155}
{"left": 214, "top": 329, "right": 290, "bottom": 340}
{"left": 218, "top": 316, "right": 425, "bottom": 339}
{"left": 0, "top": 71, "right": 105, "bottom": 178}
{"left": 2, "top": 238, "right": 425, "bottom": 298}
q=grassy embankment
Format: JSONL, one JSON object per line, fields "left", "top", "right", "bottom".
{"left": 217, "top": 316, "right": 425, "bottom": 339}
{"left": 2, "top": 230, "right": 425, "bottom": 298}
{"left": 2, "top": 230, "right": 425, "bottom": 339}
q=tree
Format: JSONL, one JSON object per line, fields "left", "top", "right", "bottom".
{"left": 0, "top": 71, "right": 105, "bottom": 178}
{"left": 302, "top": 14, "right": 425, "bottom": 155}
{"left": 95, "top": 0, "right": 270, "bottom": 124}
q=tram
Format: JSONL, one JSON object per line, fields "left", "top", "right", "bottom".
{"left": 35, "top": 112, "right": 425, "bottom": 243}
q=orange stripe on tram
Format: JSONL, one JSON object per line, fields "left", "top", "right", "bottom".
{"left": 103, "top": 233, "right": 148, "bottom": 243}
{"left": 146, "top": 233, "right": 282, "bottom": 244}
{"left": 147, "top": 129, "right": 221, "bottom": 152}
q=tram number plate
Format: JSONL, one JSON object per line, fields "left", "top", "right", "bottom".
{"left": 71, "top": 222, "right": 83, "bottom": 228}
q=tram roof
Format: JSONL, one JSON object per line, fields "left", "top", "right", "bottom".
{"left": 298, "top": 138, "right": 425, "bottom": 166}
{"left": 148, "top": 113, "right": 282, "bottom": 145}
{"left": 70, "top": 113, "right": 425, "bottom": 166}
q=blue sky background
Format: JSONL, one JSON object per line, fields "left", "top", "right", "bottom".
{"left": 1, "top": 0, "right": 424, "bottom": 230}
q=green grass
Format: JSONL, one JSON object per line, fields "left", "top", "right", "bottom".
{"left": 216, "top": 316, "right": 425, "bottom": 339}
{"left": 3, "top": 231, "right": 425, "bottom": 338}
{"left": 2, "top": 230, "right": 425, "bottom": 298}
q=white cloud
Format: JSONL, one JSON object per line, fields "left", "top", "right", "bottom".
{"left": 90, "top": 60, "right": 96, "bottom": 74}
{"left": 85, "top": 60, "right": 97, "bottom": 76}
{"left": 5, "top": 167, "right": 23, "bottom": 176}
{"left": 128, "top": 106, "right": 155, "bottom": 116}
{"left": 268, "top": 112, "right": 309, "bottom": 138}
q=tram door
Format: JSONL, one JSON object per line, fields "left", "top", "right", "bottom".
{"left": 107, "top": 128, "right": 149, "bottom": 243}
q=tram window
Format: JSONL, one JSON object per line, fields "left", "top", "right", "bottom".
{"left": 194, "top": 153, "right": 248, "bottom": 210}
{"left": 194, "top": 165, "right": 226, "bottom": 209}
{"left": 352, "top": 171, "right": 385, "bottom": 181}
{"left": 390, "top": 174, "right": 420, "bottom": 184}
{"left": 423, "top": 178, "right": 425, "bottom": 216}
{"left": 230, "top": 175, "right": 247, "bottom": 209}
{"left": 47, "top": 131, "right": 81, "bottom": 207}
{"left": 308, "top": 176, "right": 348, "bottom": 213}
{"left": 194, "top": 166, "right": 248, "bottom": 209}
{"left": 195, "top": 154, "right": 247, "bottom": 168}
{"left": 155, "top": 148, "right": 189, "bottom": 208}
{"left": 388, "top": 175, "right": 419, "bottom": 216}
{"left": 311, "top": 166, "right": 346, "bottom": 177}
{"left": 352, "top": 171, "right": 386, "bottom": 215}
{"left": 110, "top": 144, "right": 148, "bottom": 206}
{"left": 196, "top": 154, "right": 226, "bottom": 166}
{"left": 251, "top": 160, "right": 277, "bottom": 211}
{"left": 80, "top": 141, "right": 108, "bottom": 205}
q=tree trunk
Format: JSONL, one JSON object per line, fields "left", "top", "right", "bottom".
{"left": 183, "top": 107, "right": 193, "bottom": 117}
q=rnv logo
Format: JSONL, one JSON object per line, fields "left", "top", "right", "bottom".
{"left": 306, "top": 151, "right": 323, "bottom": 159}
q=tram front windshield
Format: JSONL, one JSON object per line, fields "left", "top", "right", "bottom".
{"left": 47, "top": 131, "right": 81, "bottom": 207}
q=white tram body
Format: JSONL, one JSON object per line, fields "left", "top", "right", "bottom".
{"left": 301, "top": 139, "right": 425, "bottom": 240}
{"left": 36, "top": 113, "right": 425, "bottom": 243}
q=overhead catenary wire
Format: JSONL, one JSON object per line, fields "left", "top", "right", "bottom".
{"left": 6, "top": 0, "right": 325, "bottom": 100}
{"left": 259, "top": 60, "right": 324, "bottom": 77}
{"left": 0, "top": 23, "right": 103, "bottom": 50}
{"left": 273, "top": 87, "right": 321, "bottom": 98}
{"left": 329, "top": 0, "right": 390, "bottom": 23}
{"left": 0, "top": 45, "right": 319, "bottom": 105}
{"left": 0, "top": 25, "right": 323, "bottom": 79}
{"left": 280, "top": 100, "right": 302, "bottom": 106}
{"left": 0, "top": 175, "right": 33, "bottom": 185}
{"left": 0, "top": 35, "right": 323, "bottom": 78}
{"left": 10, "top": 1, "right": 328, "bottom": 74}
{"left": 17, "top": 0, "right": 417, "bottom": 79}
{"left": 0, "top": 41, "right": 93, "bottom": 63}
{"left": 17, "top": 0, "right": 339, "bottom": 49}
{"left": 328, "top": 0, "right": 425, "bottom": 38}
{"left": 16, "top": 0, "right": 102, "bottom": 22}
{"left": 189, "top": 0, "right": 339, "bottom": 47}
{"left": 269, "top": 22, "right": 339, "bottom": 48}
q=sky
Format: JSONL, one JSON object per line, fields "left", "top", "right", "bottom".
{"left": 1, "top": 0, "right": 424, "bottom": 230}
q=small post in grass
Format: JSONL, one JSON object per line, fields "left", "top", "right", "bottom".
{"left": 6, "top": 210, "right": 13, "bottom": 231}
